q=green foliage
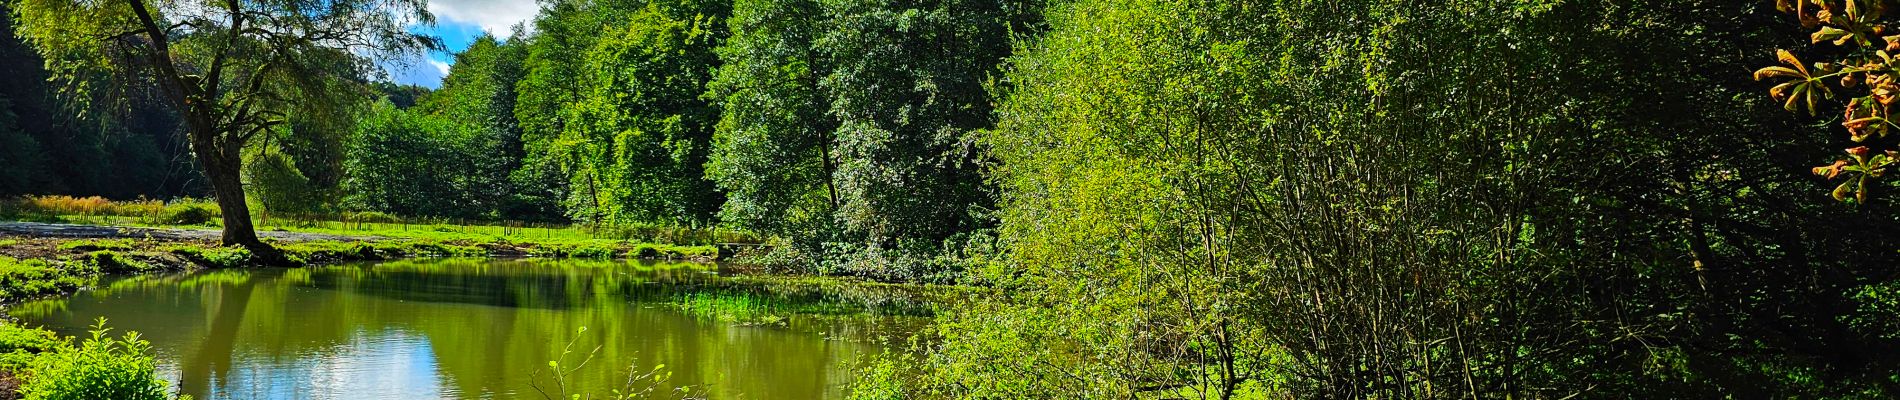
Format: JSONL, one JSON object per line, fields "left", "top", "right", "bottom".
{"left": 1847, "top": 281, "right": 1900, "bottom": 340}
{"left": 346, "top": 102, "right": 505, "bottom": 219}
{"left": 78, "top": 251, "right": 152, "bottom": 274}
{"left": 17, "top": 320, "right": 170, "bottom": 400}
{"left": 245, "top": 147, "right": 326, "bottom": 221}
{"left": 672, "top": 292, "right": 784, "bottom": 324}
{"left": 0, "top": 256, "right": 90, "bottom": 300}
{"left": 420, "top": 35, "right": 565, "bottom": 222}
{"left": 163, "top": 204, "right": 217, "bottom": 226}
{"left": 0, "top": 9, "right": 199, "bottom": 200}
{"left": 911, "top": 0, "right": 1900, "bottom": 398}
{"left": 570, "top": 244, "right": 616, "bottom": 259}
{"left": 55, "top": 239, "right": 132, "bottom": 252}
{"left": 0, "top": 323, "right": 61, "bottom": 371}
{"left": 705, "top": 0, "right": 840, "bottom": 247}
{"left": 845, "top": 352, "right": 922, "bottom": 400}
{"left": 166, "top": 246, "right": 252, "bottom": 269}
{"left": 704, "top": 0, "right": 1019, "bottom": 279}
{"left": 554, "top": 0, "right": 726, "bottom": 226}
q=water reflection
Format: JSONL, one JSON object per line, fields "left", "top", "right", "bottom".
{"left": 7, "top": 259, "right": 925, "bottom": 400}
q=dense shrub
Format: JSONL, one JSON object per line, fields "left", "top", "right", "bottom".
{"left": 17, "top": 321, "right": 170, "bottom": 400}
{"left": 915, "top": 0, "right": 1900, "bottom": 398}
{"left": 163, "top": 204, "right": 216, "bottom": 226}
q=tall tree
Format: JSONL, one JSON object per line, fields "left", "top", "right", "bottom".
{"left": 11, "top": 0, "right": 440, "bottom": 253}
{"left": 705, "top": 0, "right": 838, "bottom": 244}
{"left": 556, "top": 1, "right": 726, "bottom": 227}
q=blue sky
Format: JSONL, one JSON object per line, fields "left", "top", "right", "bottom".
{"left": 386, "top": 0, "right": 540, "bottom": 88}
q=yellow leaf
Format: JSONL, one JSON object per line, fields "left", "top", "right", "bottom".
{"left": 1778, "top": 49, "right": 1809, "bottom": 75}
{"left": 1755, "top": 66, "right": 1804, "bottom": 80}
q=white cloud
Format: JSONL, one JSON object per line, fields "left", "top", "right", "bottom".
{"left": 429, "top": 59, "right": 452, "bottom": 76}
{"left": 427, "top": 0, "right": 539, "bottom": 38}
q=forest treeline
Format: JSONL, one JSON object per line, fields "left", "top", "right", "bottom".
{"left": 6, "top": 0, "right": 1900, "bottom": 397}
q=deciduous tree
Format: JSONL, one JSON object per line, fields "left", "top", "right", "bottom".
{"left": 11, "top": 0, "right": 440, "bottom": 254}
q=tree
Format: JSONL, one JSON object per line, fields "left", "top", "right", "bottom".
{"left": 555, "top": 1, "right": 726, "bottom": 227}
{"left": 11, "top": 0, "right": 440, "bottom": 253}
{"left": 908, "top": 0, "right": 1900, "bottom": 398}
{"left": 514, "top": 0, "right": 635, "bottom": 224}
{"left": 816, "top": 0, "right": 1007, "bottom": 252}
{"left": 705, "top": 0, "right": 838, "bottom": 245}
{"left": 703, "top": 0, "right": 1017, "bottom": 279}
{"left": 421, "top": 33, "right": 565, "bottom": 221}
{"left": 345, "top": 102, "right": 492, "bottom": 219}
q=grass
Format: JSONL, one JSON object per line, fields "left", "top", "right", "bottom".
{"left": 674, "top": 292, "right": 790, "bottom": 325}
{"left": 3, "top": 195, "right": 762, "bottom": 247}
{"left": 54, "top": 239, "right": 135, "bottom": 252}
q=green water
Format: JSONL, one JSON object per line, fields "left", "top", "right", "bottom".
{"left": 5, "top": 259, "right": 926, "bottom": 399}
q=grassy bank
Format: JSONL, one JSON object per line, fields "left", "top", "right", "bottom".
{"left": 0, "top": 233, "right": 724, "bottom": 310}
{"left": 0, "top": 195, "right": 759, "bottom": 246}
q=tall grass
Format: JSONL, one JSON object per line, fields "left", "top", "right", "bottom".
{"left": 0, "top": 196, "right": 219, "bottom": 225}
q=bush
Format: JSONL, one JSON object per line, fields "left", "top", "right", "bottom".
{"left": 17, "top": 320, "right": 170, "bottom": 400}
{"left": 570, "top": 244, "right": 616, "bottom": 259}
{"left": 164, "top": 204, "right": 216, "bottom": 226}
{"left": 167, "top": 246, "right": 251, "bottom": 269}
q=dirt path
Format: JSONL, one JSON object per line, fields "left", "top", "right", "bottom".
{"left": 0, "top": 221, "right": 378, "bottom": 242}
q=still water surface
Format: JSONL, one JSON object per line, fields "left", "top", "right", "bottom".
{"left": 7, "top": 259, "right": 922, "bottom": 399}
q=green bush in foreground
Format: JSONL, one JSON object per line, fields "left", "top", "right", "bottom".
{"left": 5, "top": 320, "right": 172, "bottom": 400}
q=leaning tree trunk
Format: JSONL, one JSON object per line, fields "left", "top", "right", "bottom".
{"left": 189, "top": 127, "right": 271, "bottom": 254}
{"left": 206, "top": 155, "right": 260, "bottom": 247}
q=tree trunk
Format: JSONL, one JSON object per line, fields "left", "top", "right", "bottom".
{"left": 204, "top": 150, "right": 261, "bottom": 248}
{"left": 188, "top": 126, "right": 279, "bottom": 264}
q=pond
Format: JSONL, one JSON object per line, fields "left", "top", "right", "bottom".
{"left": 5, "top": 258, "right": 929, "bottom": 399}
